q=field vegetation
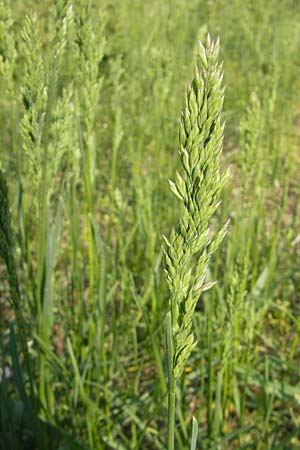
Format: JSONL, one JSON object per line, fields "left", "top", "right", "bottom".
{"left": 0, "top": 0, "right": 300, "bottom": 449}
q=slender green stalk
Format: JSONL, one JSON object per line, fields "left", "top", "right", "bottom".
{"left": 0, "top": 171, "right": 43, "bottom": 443}
{"left": 166, "top": 312, "right": 175, "bottom": 450}
{"left": 207, "top": 289, "right": 214, "bottom": 434}
{"left": 73, "top": 0, "right": 105, "bottom": 300}
{"left": 19, "top": 8, "right": 74, "bottom": 415}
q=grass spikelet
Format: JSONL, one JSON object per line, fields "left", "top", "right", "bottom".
{"left": 73, "top": 0, "right": 106, "bottom": 296}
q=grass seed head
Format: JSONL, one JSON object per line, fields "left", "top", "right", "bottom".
{"left": 164, "top": 35, "right": 229, "bottom": 380}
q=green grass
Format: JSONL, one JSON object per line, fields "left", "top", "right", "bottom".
{"left": 0, "top": 0, "right": 300, "bottom": 449}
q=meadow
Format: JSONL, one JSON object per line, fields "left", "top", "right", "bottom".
{"left": 0, "top": 0, "right": 300, "bottom": 449}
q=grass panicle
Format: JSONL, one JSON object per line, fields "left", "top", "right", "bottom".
{"left": 164, "top": 34, "right": 229, "bottom": 382}
{"left": 164, "top": 34, "right": 229, "bottom": 450}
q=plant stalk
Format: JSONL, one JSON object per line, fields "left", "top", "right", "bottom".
{"left": 166, "top": 312, "right": 176, "bottom": 450}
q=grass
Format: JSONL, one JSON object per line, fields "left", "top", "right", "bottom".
{"left": 0, "top": 0, "right": 300, "bottom": 449}
{"left": 164, "top": 34, "right": 229, "bottom": 450}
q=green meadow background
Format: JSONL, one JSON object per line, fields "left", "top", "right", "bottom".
{"left": 0, "top": 0, "right": 300, "bottom": 449}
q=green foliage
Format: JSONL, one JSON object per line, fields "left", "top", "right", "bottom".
{"left": 0, "top": 0, "right": 16, "bottom": 97}
{"left": 0, "top": 1, "right": 300, "bottom": 449}
{"left": 0, "top": 172, "right": 20, "bottom": 310}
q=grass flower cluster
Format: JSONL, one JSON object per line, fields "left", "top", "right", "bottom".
{"left": 164, "top": 35, "right": 229, "bottom": 449}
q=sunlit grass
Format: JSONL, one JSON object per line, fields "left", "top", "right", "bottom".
{"left": 0, "top": 0, "right": 300, "bottom": 449}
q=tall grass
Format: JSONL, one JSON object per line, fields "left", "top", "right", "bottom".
{"left": 164, "top": 34, "right": 228, "bottom": 450}
{"left": 0, "top": 0, "right": 300, "bottom": 449}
